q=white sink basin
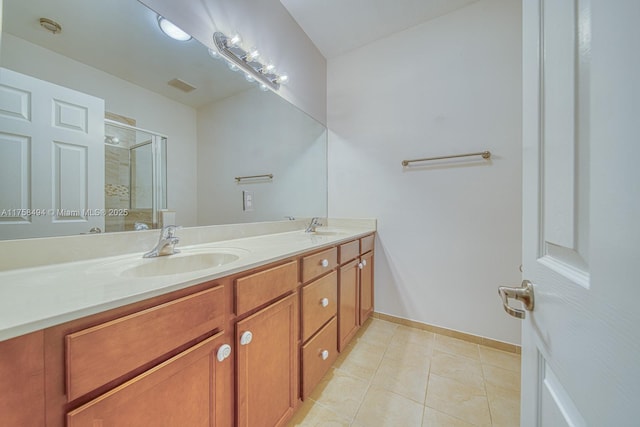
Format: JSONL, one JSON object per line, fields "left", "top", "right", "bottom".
{"left": 113, "top": 248, "right": 248, "bottom": 278}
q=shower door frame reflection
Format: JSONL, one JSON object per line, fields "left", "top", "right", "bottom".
{"left": 104, "top": 119, "right": 167, "bottom": 232}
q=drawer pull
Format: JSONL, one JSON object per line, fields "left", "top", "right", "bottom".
{"left": 216, "top": 344, "right": 232, "bottom": 362}
{"left": 321, "top": 350, "right": 329, "bottom": 360}
{"left": 240, "top": 331, "right": 253, "bottom": 346}
{"left": 321, "top": 259, "right": 330, "bottom": 268}
{"left": 320, "top": 297, "right": 330, "bottom": 307}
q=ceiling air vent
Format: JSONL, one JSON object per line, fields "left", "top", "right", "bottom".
{"left": 167, "top": 78, "right": 196, "bottom": 93}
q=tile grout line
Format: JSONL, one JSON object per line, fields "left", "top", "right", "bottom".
{"left": 348, "top": 324, "right": 396, "bottom": 426}
{"left": 479, "top": 349, "right": 496, "bottom": 427}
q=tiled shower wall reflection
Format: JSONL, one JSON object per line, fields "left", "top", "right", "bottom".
{"left": 104, "top": 125, "right": 153, "bottom": 232}
{"left": 105, "top": 144, "right": 130, "bottom": 232}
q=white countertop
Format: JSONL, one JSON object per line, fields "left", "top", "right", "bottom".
{"left": 0, "top": 221, "right": 375, "bottom": 342}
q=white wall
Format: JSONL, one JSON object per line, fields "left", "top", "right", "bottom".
{"left": 140, "top": 0, "right": 327, "bottom": 126}
{"left": 1, "top": 34, "right": 199, "bottom": 226}
{"left": 197, "top": 89, "right": 327, "bottom": 224}
{"left": 327, "top": 0, "right": 522, "bottom": 344}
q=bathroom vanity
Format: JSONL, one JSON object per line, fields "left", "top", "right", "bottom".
{"left": 0, "top": 220, "right": 375, "bottom": 427}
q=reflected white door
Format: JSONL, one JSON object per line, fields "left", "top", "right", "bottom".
{"left": 520, "top": 1, "right": 639, "bottom": 425}
{"left": 0, "top": 67, "right": 104, "bottom": 239}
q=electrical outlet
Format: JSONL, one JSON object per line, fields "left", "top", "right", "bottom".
{"left": 243, "top": 191, "right": 254, "bottom": 212}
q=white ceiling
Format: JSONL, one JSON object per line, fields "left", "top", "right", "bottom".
{"left": 2, "top": 0, "right": 252, "bottom": 108}
{"left": 280, "top": 0, "right": 479, "bottom": 58}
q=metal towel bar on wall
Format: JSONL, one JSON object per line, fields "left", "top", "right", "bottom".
{"left": 401, "top": 151, "right": 491, "bottom": 166}
{"left": 235, "top": 174, "right": 273, "bottom": 182}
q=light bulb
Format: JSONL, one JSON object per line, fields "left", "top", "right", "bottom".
{"left": 245, "top": 73, "right": 255, "bottom": 82}
{"left": 262, "top": 63, "right": 275, "bottom": 74}
{"left": 157, "top": 16, "right": 192, "bottom": 41}
{"left": 277, "top": 74, "right": 289, "bottom": 84}
{"left": 246, "top": 48, "right": 260, "bottom": 62}
{"left": 259, "top": 84, "right": 269, "bottom": 92}
{"left": 229, "top": 34, "right": 241, "bottom": 46}
{"left": 208, "top": 48, "right": 220, "bottom": 59}
{"left": 227, "top": 62, "right": 239, "bottom": 72}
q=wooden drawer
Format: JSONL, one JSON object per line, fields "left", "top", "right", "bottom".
{"left": 67, "top": 332, "right": 225, "bottom": 427}
{"left": 66, "top": 285, "right": 225, "bottom": 401}
{"left": 360, "top": 234, "right": 375, "bottom": 254}
{"left": 235, "top": 260, "right": 298, "bottom": 315}
{"left": 339, "top": 240, "right": 359, "bottom": 264}
{"left": 301, "top": 271, "right": 337, "bottom": 342}
{"left": 301, "top": 247, "right": 337, "bottom": 283}
{"left": 301, "top": 317, "right": 338, "bottom": 399}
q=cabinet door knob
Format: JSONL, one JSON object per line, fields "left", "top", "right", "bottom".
{"left": 216, "top": 344, "right": 232, "bottom": 362}
{"left": 358, "top": 263, "right": 363, "bottom": 269}
{"left": 362, "top": 259, "right": 367, "bottom": 267}
{"left": 321, "top": 350, "right": 329, "bottom": 360}
{"left": 321, "top": 259, "right": 329, "bottom": 268}
{"left": 240, "top": 331, "right": 253, "bottom": 346}
{"left": 321, "top": 297, "right": 329, "bottom": 307}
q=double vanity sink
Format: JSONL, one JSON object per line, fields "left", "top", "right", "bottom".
{"left": 92, "top": 229, "right": 351, "bottom": 279}
{"left": 0, "top": 221, "right": 370, "bottom": 341}
{"left": 0, "top": 219, "right": 376, "bottom": 427}
{"left": 99, "top": 230, "right": 349, "bottom": 278}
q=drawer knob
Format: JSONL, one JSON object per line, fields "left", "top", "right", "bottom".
{"left": 240, "top": 331, "right": 253, "bottom": 346}
{"left": 321, "top": 350, "right": 329, "bottom": 360}
{"left": 358, "top": 262, "right": 364, "bottom": 269}
{"left": 321, "top": 297, "right": 329, "bottom": 307}
{"left": 321, "top": 259, "right": 330, "bottom": 268}
{"left": 216, "top": 344, "right": 232, "bottom": 362}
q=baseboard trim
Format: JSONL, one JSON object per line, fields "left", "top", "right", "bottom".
{"left": 372, "top": 312, "right": 521, "bottom": 354}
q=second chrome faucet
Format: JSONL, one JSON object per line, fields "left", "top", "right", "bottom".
{"left": 305, "top": 217, "right": 323, "bottom": 233}
{"left": 143, "top": 225, "right": 181, "bottom": 258}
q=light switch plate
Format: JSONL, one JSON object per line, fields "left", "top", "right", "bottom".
{"left": 243, "top": 190, "right": 254, "bottom": 211}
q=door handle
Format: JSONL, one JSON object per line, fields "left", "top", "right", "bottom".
{"left": 498, "top": 280, "right": 535, "bottom": 319}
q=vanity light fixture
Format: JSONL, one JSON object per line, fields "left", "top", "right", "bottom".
{"left": 212, "top": 32, "right": 288, "bottom": 91}
{"left": 157, "top": 16, "right": 192, "bottom": 41}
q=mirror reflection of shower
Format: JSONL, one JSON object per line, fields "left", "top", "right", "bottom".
{"left": 104, "top": 119, "right": 167, "bottom": 232}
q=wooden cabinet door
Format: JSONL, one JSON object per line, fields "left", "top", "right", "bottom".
{"left": 338, "top": 260, "right": 359, "bottom": 352}
{"left": 359, "top": 251, "right": 374, "bottom": 324}
{"left": 236, "top": 294, "right": 298, "bottom": 427}
{"left": 0, "top": 331, "right": 45, "bottom": 427}
{"left": 67, "top": 332, "right": 232, "bottom": 427}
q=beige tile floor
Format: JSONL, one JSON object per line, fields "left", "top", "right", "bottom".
{"left": 288, "top": 318, "right": 521, "bottom": 427}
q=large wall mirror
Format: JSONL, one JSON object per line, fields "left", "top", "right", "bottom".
{"left": 0, "top": 0, "right": 327, "bottom": 240}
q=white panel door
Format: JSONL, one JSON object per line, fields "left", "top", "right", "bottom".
{"left": 0, "top": 67, "right": 104, "bottom": 239}
{"left": 518, "top": 1, "right": 640, "bottom": 426}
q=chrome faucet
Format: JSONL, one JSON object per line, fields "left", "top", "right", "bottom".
{"left": 143, "top": 225, "right": 181, "bottom": 258}
{"left": 305, "top": 217, "right": 323, "bottom": 233}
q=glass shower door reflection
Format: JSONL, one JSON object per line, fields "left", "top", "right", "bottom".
{"left": 104, "top": 121, "right": 167, "bottom": 232}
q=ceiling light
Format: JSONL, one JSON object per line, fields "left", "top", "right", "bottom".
{"left": 157, "top": 16, "right": 192, "bottom": 41}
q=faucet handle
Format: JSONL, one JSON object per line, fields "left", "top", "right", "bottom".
{"left": 162, "top": 225, "right": 182, "bottom": 238}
